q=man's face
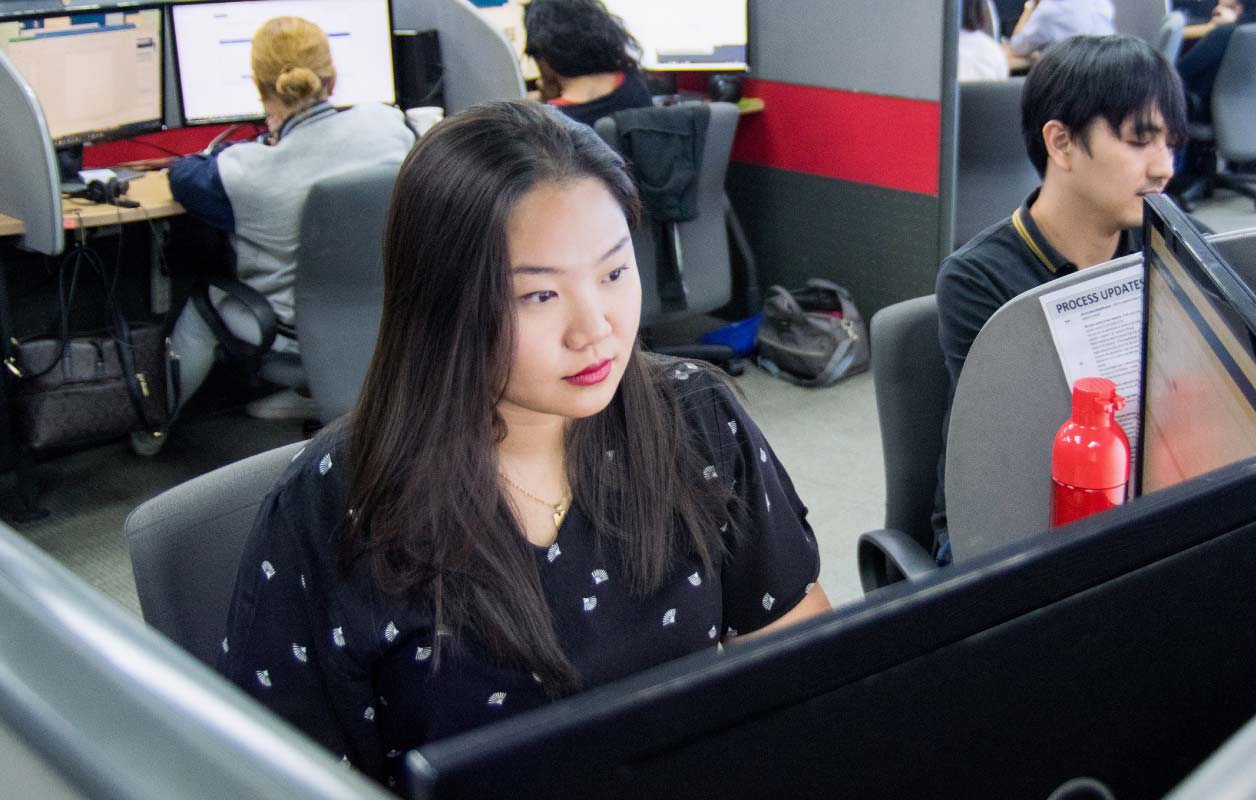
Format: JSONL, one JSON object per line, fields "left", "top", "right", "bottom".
{"left": 1066, "top": 109, "right": 1175, "bottom": 233}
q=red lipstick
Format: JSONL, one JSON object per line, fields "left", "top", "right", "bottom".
{"left": 564, "top": 359, "right": 612, "bottom": 386}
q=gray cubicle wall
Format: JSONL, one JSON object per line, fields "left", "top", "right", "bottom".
{"left": 724, "top": 0, "right": 953, "bottom": 315}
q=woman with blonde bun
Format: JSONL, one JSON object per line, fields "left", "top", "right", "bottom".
{"left": 159, "top": 17, "right": 414, "bottom": 446}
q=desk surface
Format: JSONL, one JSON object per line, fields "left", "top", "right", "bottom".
{"left": 0, "top": 172, "right": 183, "bottom": 239}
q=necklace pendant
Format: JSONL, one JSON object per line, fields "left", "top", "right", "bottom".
{"left": 553, "top": 508, "right": 565, "bottom": 529}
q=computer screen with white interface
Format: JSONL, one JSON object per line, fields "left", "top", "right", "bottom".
{"left": 1138, "top": 196, "right": 1256, "bottom": 495}
{"left": 602, "top": 0, "right": 747, "bottom": 71}
{"left": 0, "top": 8, "right": 163, "bottom": 145}
{"left": 173, "top": 0, "right": 395, "bottom": 125}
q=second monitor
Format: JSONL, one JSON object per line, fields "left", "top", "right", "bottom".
{"left": 172, "top": 0, "right": 396, "bottom": 126}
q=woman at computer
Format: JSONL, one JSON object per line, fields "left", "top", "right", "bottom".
{"left": 217, "top": 100, "right": 828, "bottom": 787}
{"left": 523, "top": 0, "right": 653, "bottom": 125}
{"left": 159, "top": 16, "right": 414, "bottom": 441}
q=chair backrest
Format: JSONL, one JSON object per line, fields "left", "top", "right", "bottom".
{"left": 945, "top": 227, "right": 1256, "bottom": 560}
{"left": 983, "top": 0, "right": 1000, "bottom": 38}
{"left": 595, "top": 102, "right": 739, "bottom": 325}
{"left": 1, "top": 517, "right": 390, "bottom": 799}
{"left": 1212, "top": 24, "right": 1256, "bottom": 164}
{"left": 954, "top": 78, "right": 1038, "bottom": 249}
{"left": 870, "top": 295, "right": 948, "bottom": 548}
{"left": 435, "top": 0, "right": 526, "bottom": 114}
{"left": 1156, "top": 10, "right": 1187, "bottom": 63}
{"left": 295, "top": 164, "right": 400, "bottom": 423}
{"left": 0, "top": 50, "right": 62, "bottom": 256}
{"left": 1113, "top": 0, "right": 1171, "bottom": 43}
{"left": 126, "top": 440, "right": 306, "bottom": 667}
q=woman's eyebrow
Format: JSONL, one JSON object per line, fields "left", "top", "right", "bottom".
{"left": 511, "top": 235, "right": 631, "bottom": 275}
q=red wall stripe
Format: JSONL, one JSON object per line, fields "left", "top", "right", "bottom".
{"left": 81, "top": 123, "right": 265, "bottom": 168}
{"left": 727, "top": 78, "right": 940, "bottom": 197}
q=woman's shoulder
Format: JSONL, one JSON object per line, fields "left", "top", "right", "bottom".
{"left": 266, "top": 418, "right": 354, "bottom": 524}
{"left": 651, "top": 356, "right": 745, "bottom": 425}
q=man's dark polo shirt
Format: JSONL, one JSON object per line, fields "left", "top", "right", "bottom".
{"left": 931, "top": 189, "right": 1137, "bottom": 560}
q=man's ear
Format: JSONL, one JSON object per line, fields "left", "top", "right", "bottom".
{"left": 1041, "top": 119, "right": 1075, "bottom": 172}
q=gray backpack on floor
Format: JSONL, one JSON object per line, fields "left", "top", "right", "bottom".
{"left": 756, "top": 279, "right": 870, "bottom": 387}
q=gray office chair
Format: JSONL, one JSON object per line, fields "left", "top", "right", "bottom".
{"left": 1156, "top": 10, "right": 1187, "bottom": 63}
{"left": 0, "top": 49, "right": 62, "bottom": 256}
{"left": 194, "top": 163, "right": 400, "bottom": 422}
{"left": 295, "top": 164, "right": 398, "bottom": 423}
{"left": 595, "top": 102, "right": 741, "bottom": 326}
{"left": 953, "top": 78, "right": 1039, "bottom": 249}
{"left": 1177, "top": 24, "right": 1256, "bottom": 211}
{"left": 983, "top": 0, "right": 1000, "bottom": 38}
{"left": 0, "top": 518, "right": 389, "bottom": 799}
{"left": 1113, "top": 0, "right": 1172, "bottom": 43}
{"left": 857, "top": 295, "right": 949, "bottom": 592}
{"left": 126, "top": 440, "right": 306, "bottom": 667}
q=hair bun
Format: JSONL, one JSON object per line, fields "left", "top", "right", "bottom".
{"left": 274, "top": 65, "right": 321, "bottom": 103}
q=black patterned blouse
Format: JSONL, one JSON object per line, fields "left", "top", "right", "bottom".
{"left": 218, "top": 363, "right": 821, "bottom": 790}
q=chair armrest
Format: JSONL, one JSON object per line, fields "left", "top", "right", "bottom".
{"left": 857, "top": 528, "right": 937, "bottom": 593}
{"left": 190, "top": 276, "right": 278, "bottom": 359}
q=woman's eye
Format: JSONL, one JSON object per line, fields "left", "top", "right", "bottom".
{"left": 522, "top": 290, "right": 557, "bottom": 304}
{"left": 606, "top": 266, "right": 626, "bottom": 282}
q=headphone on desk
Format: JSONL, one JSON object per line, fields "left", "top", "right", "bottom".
{"left": 72, "top": 177, "right": 140, "bottom": 209}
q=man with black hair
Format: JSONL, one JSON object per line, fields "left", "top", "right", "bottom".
{"left": 931, "top": 35, "right": 1187, "bottom": 563}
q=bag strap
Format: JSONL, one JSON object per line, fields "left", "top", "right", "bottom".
{"left": 757, "top": 334, "right": 857, "bottom": 388}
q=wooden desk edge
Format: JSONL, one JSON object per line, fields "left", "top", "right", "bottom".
{"left": 0, "top": 172, "right": 185, "bottom": 239}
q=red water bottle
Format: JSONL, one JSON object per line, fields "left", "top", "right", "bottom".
{"left": 1050, "top": 377, "right": 1130, "bottom": 527}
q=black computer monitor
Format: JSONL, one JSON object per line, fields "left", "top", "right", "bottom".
{"left": 0, "top": 8, "right": 163, "bottom": 146}
{"left": 172, "top": 0, "right": 396, "bottom": 126}
{"left": 1137, "top": 193, "right": 1256, "bottom": 496}
{"left": 602, "top": 0, "right": 748, "bottom": 71}
{"left": 405, "top": 451, "right": 1256, "bottom": 800}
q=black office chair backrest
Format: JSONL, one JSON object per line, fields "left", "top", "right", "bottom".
{"left": 126, "top": 440, "right": 306, "bottom": 666}
{"left": 295, "top": 163, "right": 401, "bottom": 423}
{"left": 1212, "top": 24, "right": 1256, "bottom": 164}
{"left": 2, "top": 517, "right": 391, "bottom": 799}
{"left": 953, "top": 78, "right": 1038, "bottom": 249}
{"left": 594, "top": 102, "right": 739, "bottom": 325}
{"left": 870, "top": 295, "right": 948, "bottom": 545}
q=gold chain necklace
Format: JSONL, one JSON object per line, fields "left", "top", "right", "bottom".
{"left": 502, "top": 473, "right": 571, "bottom": 531}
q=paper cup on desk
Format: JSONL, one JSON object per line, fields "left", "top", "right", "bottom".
{"left": 405, "top": 106, "right": 444, "bottom": 137}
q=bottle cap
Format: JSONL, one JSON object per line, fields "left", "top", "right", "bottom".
{"left": 1070, "top": 377, "right": 1125, "bottom": 427}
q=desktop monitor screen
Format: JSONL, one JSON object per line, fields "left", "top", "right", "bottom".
{"left": 0, "top": 8, "right": 163, "bottom": 145}
{"left": 1137, "top": 193, "right": 1256, "bottom": 495}
{"left": 602, "top": 0, "right": 748, "bottom": 71}
{"left": 172, "top": 0, "right": 395, "bottom": 125}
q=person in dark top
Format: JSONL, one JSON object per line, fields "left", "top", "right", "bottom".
{"left": 218, "top": 100, "right": 828, "bottom": 791}
{"left": 1177, "top": 1, "right": 1255, "bottom": 123}
{"left": 523, "top": 0, "right": 653, "bottom": 126}
{"left": 931, "top": 35, "right": 1186, "bottom": 562}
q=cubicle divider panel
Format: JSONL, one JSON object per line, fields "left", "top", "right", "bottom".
{"left": 721, "top": 0, "right": 948, "bottom": 316}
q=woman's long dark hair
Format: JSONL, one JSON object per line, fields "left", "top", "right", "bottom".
{"left": 523, "top": 0, "right": 640, "bottom": 77}
{"left": 346, "top": 101, "right": 732, "bottom": 694}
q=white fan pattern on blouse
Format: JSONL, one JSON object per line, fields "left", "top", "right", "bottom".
{"left": 762, "top": 593, "right": 775, "bottom": 610}
{"left": 332, "top": 627, "right": 346, "bottom": 647}
{"left": 703, "top": 465, "right": 718, "bottom": 480}
{"left": 292, "top": 643, "right": 308, "bottom": 663}
{"left": 662, "top": 608, "right": 677, "bottom": 626}
{"left": 319, "top": 453, "right": 333, "bottom": 475}
{"left": 687, "top": 571, "right": 702, "bottom": 587}
{"left": 727, "top": 420, "right": 738, "bottom": 435}
{"left": 221, "top": 637, "right": 229, "bottom": 653}
{"left": 582, "top": 596, "right": 598, "bottom": 611}
{"left": 415, "top": 646, "right": 432, "bottom": 661}
{"left": 708, "top": 625, "right": 718, "bottom": 639}
{"left": 487, "top": 692, "right": 507, "bottom": 706}
{"left": 364, "top": 706, "right": 375, "bottom": 721}
{"left": 547, "top": 543, "right": 561, "bottom": 563}
{"left": 384, "top": 621, "right": 399, "bottom": 642}
{"left": 256, "top": 669, "right": 271, "bottom": 687}
{"left": 591, "top": 569, "right": 609, "bottom": 584}
{"left": 261, "top": 560, "right": 276, "bottom": 580}
{"left": 759, "top": 447, "right": 767, "bottom": 463}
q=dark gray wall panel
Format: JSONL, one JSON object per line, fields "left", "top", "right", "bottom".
{"left": 750, "top": 0, "right": 944, "bottom": 102}
{"left": 728, "top": 164, "right": 940, "bottom": 315}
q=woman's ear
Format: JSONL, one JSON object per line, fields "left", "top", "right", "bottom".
{"left": 1042, "top": 119, "right": 1074, "bottom": 172}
